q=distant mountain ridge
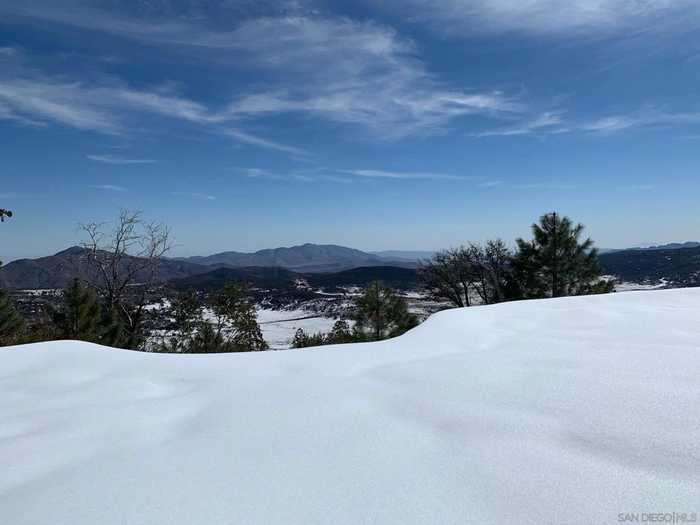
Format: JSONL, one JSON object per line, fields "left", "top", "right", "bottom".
{"left": 170, "top": 265, "right": 420, "bottom": 293}
{"left": 599, "top": 245, "right": 700, "bottom": 287}
{"left": 370, "top": 250, "right": 435, "bottom": 261}
{"left": 0, "top": 247, "right": 211, "bottom": 290}
{"left": 7, "top": 241, "right": 700, "bottom": 290}
{"left": 0, "top": 244, "right": 418, "bottom": 289}
{"left": 175, "top": 243, "right": 417, "bottom": 273}
{"left": 634, "top": 241, "right": 700, "bottom": 251}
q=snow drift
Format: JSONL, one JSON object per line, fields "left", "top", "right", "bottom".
{"left": 1, "top": 289, "right": 699, "bottom": 524}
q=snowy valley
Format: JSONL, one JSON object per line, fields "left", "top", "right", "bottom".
{"left": 1, "top": 289, "right": 699, "bottom": 524}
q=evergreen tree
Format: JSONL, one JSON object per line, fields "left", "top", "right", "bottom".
{"left": 188, "top": 321, "right": 233, "bottom": 354}
{"left": 325, "top": 319, "right": 354, "bottom": 344}
{"left": 512, "top": 212, "right": 614, "bottom": 298}
{"left": 160, "top": 291, "right": 203, "bottom": 352}
{"left": 231, "top": 305, "right": 268, "bottom": 351}
{"left": 353, "top": 281, "right": 418, "bottom": 342}
{"left": 291, "top": 328, "right": 325, "bottom": 349}
{"left": 0, "top": 289, "right": 25, "bottom": 346}
{"left": 99, "top": 306, "right": 127, "bottom": 348}
{"left": 211, "top": 282, "right": 268, "bottom": 352}
{"left": 0, "top": 254, "right": 25, "bottom": 346}
{"left": 1, "top": 208, "right": 24, "bottom": 346}
{"left": 291, "top": 319, "right": 356, "bottom": 349}
{"left": 53, "top": 279, "right": 101, "bottom": 342}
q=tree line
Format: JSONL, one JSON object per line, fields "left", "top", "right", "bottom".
{"left": 419, "top": 211, "right": 613, "bottom": 308}
{"left": 1, "top": 209, "right": 613, "bottom": 350}
{"left": 283, "top": 212, "right": 613, "bottom": 349}
{"left": 291, "top": 281, "right": 418, "bottom": 348}
{"left": 0, "top": 210, "right": 272, "bottom": 351}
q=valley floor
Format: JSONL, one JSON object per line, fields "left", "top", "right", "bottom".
{"left": 1, "top": 289, "right": 699, "bottom": 524}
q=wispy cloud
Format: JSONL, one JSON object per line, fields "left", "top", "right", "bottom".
{"left": 512, "top": 182, "right": 581, "bottom": 190}
{"left": 237, "top": 166, "right": 354, "bottom": 184}
{"left": 171, "top": 192, "right": 216, "bottom": 201}
{"left": 238, "top": 167, "right": 285, "bottom": 180}
{"left": 474, "top": 112, "right": 568, "bottom": 137}
{"left": 87, "top": 154, "right": 157, "bottom": 165}
{"left": 223, "top": 17, "right": 520, "bottom": 137}
{"left": 347, "top": 169, "right": 465, "bottom": 180}
{"left": 89, "top": 184, "right": 125, "bottom": 192}
{"left": 370, "top": 0, "right": 700, "bottom": 36}
{"left": 476, "top": 108, "right": 700, "bottom": 138}
{"left": 0, "top": 51, "right": 305, "bottom": 154}
{"left": 0, "top": 4, "right": 522, "bottom": 138}
{"left": 224, "top": 129, "right": 308, "bottom": 156}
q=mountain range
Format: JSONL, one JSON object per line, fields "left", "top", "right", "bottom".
{"left": 173, "top": 243, "right": 418, "bottom": 273}
{"left": 0, "top": 244, "right": 420, "bottom": 290}
{"left": 0, "top": 247, "right": 210, "bottom": 290}
{"left": 3, "top": 242, "right": 700, "bottom": 290}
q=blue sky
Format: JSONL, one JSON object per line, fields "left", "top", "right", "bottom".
{"left": 1, "top": 1, "right": 700, "bottom": 260}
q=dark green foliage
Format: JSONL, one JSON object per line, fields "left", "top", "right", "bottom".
{"left": 158, "top": 291, "right": 201, "bottom": 352}
{"left": 160, "top": 283, "right": 268, "bottom": 353}
{"left": 99, "top": 306, "right": 127, "bottom": 348}
{"left": 291, "top": 328, "right": 327, "bottom": 349}
{"left": 160, "top": 291, "right": 206, "bottom": 353}
{"left": 326, "top": 319, "right": 355, "bottom": 344}
{"left": 229, "top": 304, "right": 267, "bottom": 351}
{"left": 353, "top": 281, "right": 418, "bottom": 341}
{"left": 187, "top": 321, "right": 238, "bottom": 354}
{"left": 212, "top": 283, "right": 267, "bottom": 352}
{"left": 0, "top": 289, "right": 25, "bottom": 346}
{"left": 309, "top": 267, "right": 419, "bottom": 291}
{"left": 172, "top": 291, "right": 201, "bottom": 334}
{"left": 599, "top": 246, "right": 700, "bottom": 287}
{"left": 52, "top": 279, "right": 101, "bottom": 342}
{"left": 291, "top": 319, "right": 358, "bottom": 349}
{"left": 511, "top": 212, "right": 614, "bottom": 298}
{"left": 0, "top": 208, "right": 12, "bottom": 222}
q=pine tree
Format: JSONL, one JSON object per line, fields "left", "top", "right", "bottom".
{"left": 291, "top": 328, "right": 325, "bottom": 349}
{"left": 188, "top": 321, "right": 231, "bottom": 353}
{"left": 326, "top": 319, "right": 354, "bottom": 344}
{"left": 0, "top": 208, "right": 13, "bottom": 222}
{"left": 160, "top": 291, "right": 203, "bottom": 352}
{"left": 231, "top": 305, "right": 268, "bottom": 351}
{"left": 353, "top": 281, "right": 418, "bottom": 342}
{"left": 512, "top": 212, "right": 614, "bottom": 298}
{"left": 100, "top": 306, "right": 126, "bottom": 348}
{"left": 211, "top": 282, "right": 268, "bottom": 352}
{"left": 0, "top": 251, "right": 25, "bottom": 346}
{"left": 53, "top": 279, "right": 101, "bottom": 342}
{"left": 0, "top": 289, "right": 25, "bottom": 346}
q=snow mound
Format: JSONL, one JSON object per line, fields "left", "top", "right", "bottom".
{"left": 1, "top": 289, "right": 699, "bottom": 524}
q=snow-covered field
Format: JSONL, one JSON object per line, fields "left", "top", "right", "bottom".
{"left": 256, "top": 308, "right": 341, "bottom": 349}
{"left": 2, "top": 289, "right": 699, "bottom": 524}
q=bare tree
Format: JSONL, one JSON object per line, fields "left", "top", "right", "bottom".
{"left": 418, "top": 247, "right": 476, "bottom": 308}
{"left": 419, "top": 240, "right": 513, "bottom": 308}
{"left": 80, "top": 210, "right": 172, "bottom": 348}
{"left": 465, "top": 240, "right": 512, "bottom": 305}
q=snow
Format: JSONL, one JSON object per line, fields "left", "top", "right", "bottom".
{"left": 613, "top": 279, "right": 669, "bottom": 292}
{"left": 2, "top": 289, "right": 700, "bottom": 524}
{"left": 256, "top": 307, "right": 341, "bottom": 349}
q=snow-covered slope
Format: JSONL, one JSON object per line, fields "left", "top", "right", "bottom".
{"left": 2, "top": 289, "right": 699, "bottom": 524}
